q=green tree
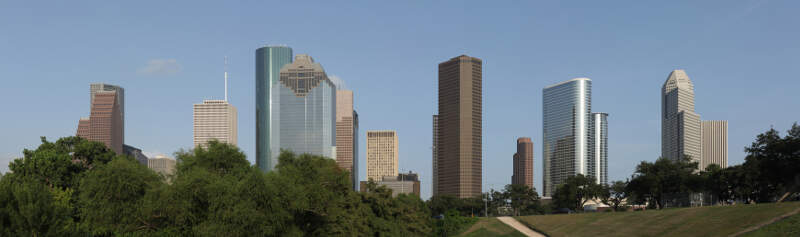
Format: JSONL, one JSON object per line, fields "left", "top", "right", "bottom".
{"left": 599, "top": 180, "right": 628, "bottom": 211}
{"left": 0, "top": 177, "right": 76, "bottom": 236}
{"left": 78, "top": 157, "right": 162, "bottom": 235}
{"left": 552, "top": 174, "right": 600, "bottom": 211}
{"left": 8, "top": 136, "right": 117, "bottom": 189}
{"left": 627, "top": 156, "right": 700, "bottom": 209}
{"left": 502, "top": 184, "right": 541, "bottom": 216}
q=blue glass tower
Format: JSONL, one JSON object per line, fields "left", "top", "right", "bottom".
{"left": 256, "top": 46, "right": 292, "bottom": 172}
{"left": 274, "top": 54, "right": 337, "bottom": 160}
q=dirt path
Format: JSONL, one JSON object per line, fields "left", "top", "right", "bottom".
{"left": 729, "top": 206, "right": 800, "bottom": 237}
{"left": 497, "top": 216, "right": 546, "bottom": 237}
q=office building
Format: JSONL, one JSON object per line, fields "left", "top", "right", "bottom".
{"left": 661, "top": 70, "right": 702, "bottom": 163}
{"left": 360, "top": 172, "right": 421, "bottom": 197}
{"left": 591, "top": 113, "right": 608, "bottom": 185}
{"left": 76, "top": 89, "right": 123, "bottom": 154}
{"left": 435, "top": 55, "right": 483, "bottom": 198}
{"left": 432, "top": 115, "right": 439, "bottom": 196}
{"left": 701, "top": 120, "right": 728, "bottom": 169}
{"left": 255, "top": 45, "right": 293, "bottom": 172}
{"left": 274, "top": 54, "right": 337, "bottom": 159}
{"left": 336, "top": 90, "right": 359, "bottom": 190}
{"left": 193, "top": 100, "right": 238, "bottom": 148}
{"left": 512, "top": 137, "right": 534, "bottom": 189}
{"left": 90, "top": 83, "right": 124, "bottom": 135}
{"left": 542, "top": 78, "right": 591, "bottom": 197}
{"left": 148, "top": 155, "right": 176, "bottom": 176}
{"left": 123, "top": 144, "right": 148, "bottom": 165}
{"left": 366, "top": 130, "right": 398, "bottom": 182}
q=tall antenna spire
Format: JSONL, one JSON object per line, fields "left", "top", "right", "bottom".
{"left": 224, "top": 56, "right": 228, "bottom": 102}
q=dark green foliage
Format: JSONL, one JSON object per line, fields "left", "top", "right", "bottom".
{"left": 0, "top": 177, "right": 76, "bottom": 236}
{"left": 78, "top": 157, "right": 162, "bottom": 235}
{"left": 552, "top": 174, "right": 602, "bottom": 211}
{"left": 625, "top": 122, "right": 800, "bottom": 208}
{"left": 1, "top": 137, "right": 437, "bottom": 235}
{"left": 626, "top": 156, "right": 701, "bottom": 209}
{"left": 599, "top": 180, "right": 628, "bottom": 211}
{"left": 432, "top": 210, "right": 478, "bottom": 236}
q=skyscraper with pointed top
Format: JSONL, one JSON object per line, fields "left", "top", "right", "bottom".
{"left": 274, "top": 54, "right": 337, "bottom": 160}
{"left": 661, "top": 69, "right": 701, "bottom": 163}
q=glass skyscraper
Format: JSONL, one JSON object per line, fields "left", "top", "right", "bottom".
{"left": 275, "top": 54, "right": 337, "bottom": 160}
{"left": 256, "top": 46, "right": 293, "bottom": 172}
{"left": 542, "top": 78, "right": 591, "bottom": 197}
{"left": 590, "top": 112, "right": 608, "bottom": 185}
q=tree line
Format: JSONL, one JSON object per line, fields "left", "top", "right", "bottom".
{"left": 0, "top": 138, "right": 479, "bottom": 236}
{"left": 1, "top": 122, "right": 798, "bottom": 235}
{"left": 550, "top": 122, "right": 800, "bottom": 212}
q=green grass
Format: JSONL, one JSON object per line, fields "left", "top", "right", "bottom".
{"left": 459, "top": 217, "right": 527, "bottom": 237}
{"left": 742, "top": 213, "right": 800, "bottom": 237}
{"left": 514, "top": 202, "right": 800, "bottom": 237}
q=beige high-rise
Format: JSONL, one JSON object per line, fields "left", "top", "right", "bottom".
{"left": 366, "top": 130, "right": 398, "bottom": 182}
{"left": 662, "top": 70, "right": 701, "bottom": 163}
{"left": 336, "top": 90, "right": 359, "bottom": 190}
{"left": 701, "top": 120, "right": 728, "bottom": 169}
{"left": 148, "top": 155, "right": 176, "bottom": 176}
{"left": 193, "top": 100, "right": 238, "bottom": 148}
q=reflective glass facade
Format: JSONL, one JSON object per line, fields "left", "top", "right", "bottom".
{"left": 542, "top": 78, "right": 591, "bottom": 197}
{"left": 590, "top": 112, "right": 608, "bottom": 185}
{"left": 274, "top": 54, "right": 336, "bottom": 160}
{"left": 256, "top": 46, "right": 293, "bottom": 172}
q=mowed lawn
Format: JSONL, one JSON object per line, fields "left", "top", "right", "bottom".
{"left": 460, "top": 217, "right": 526, "bottom": 237}
{"left": 515, "top": 202, "right": 800, "bottom": 237}
{"left": 743, "top": 212, "right": 800, "bottom": 237}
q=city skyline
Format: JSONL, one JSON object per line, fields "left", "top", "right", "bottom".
{"left": 2, "top": 1, "right": 799, "bottom": 200}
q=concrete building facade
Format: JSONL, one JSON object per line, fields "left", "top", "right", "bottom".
{"left": 193, "top": 100, "right": 238, "bottom": 148}
{"left": 662, "top": 70, "right": 702, "bottom": 163}
{"left": 366, "top": 130, "right": 398, "bottom": 182}
{"left": 435, "top": 55, "right": 483, "bottom": 198}
{"left": 701, "top": 120, "right": 728, "bottom": 169}
{"left": 336, "top": 90, "right": 359, "bottom": 190}
{"left": 148, "top": 155, "right": 176, "bottom": 176}
{"left": 512, "top": 137, "right": 534, "bottom": 189}
{"left": 255, "top": 46, "right": 293, "bottom": 172}
{"left": 360, "top": 172, "right": 421, "bottom": 197}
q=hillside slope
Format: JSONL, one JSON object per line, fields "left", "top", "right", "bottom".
{"left": 515, "top": 202, "right": 800, "bottom": 237}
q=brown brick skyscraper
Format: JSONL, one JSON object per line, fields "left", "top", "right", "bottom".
{"left": 436, "top": 55, "right": 482, "bottom": 198}
{"left": 512, "top": 137, "right": 534, "bottom": 189}
{"left": 77, "top": 90, "right": 123, "bottom": 154}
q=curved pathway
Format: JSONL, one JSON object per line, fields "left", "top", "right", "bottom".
{"left": 497, "top": 216, "right": 546, "bottom": 237}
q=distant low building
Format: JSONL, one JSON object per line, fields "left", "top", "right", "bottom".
{"left": 123, "top": 144, "right": 148, "bottom": 165}
{"left": 360, "top": 171, "right": 420, "bottom": 197}
{"left": 148, "top": 155, "right": 176, "bottom": 177}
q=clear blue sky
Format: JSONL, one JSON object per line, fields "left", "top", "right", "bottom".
{"left": 1, "top": 1, "right": 798, "bottom": 199}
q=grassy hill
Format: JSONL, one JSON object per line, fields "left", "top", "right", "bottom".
{"left": 514, "top": 202, "right": 800, "bottom": 237}
{"left": 459, "top": 217, "right": 526, "bottom": 237}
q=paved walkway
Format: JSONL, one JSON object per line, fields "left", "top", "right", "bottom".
{"left": 497, "top": 216, "right": 546, "bottom": 237}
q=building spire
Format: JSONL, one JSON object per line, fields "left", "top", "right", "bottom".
{"left": 224, "top": 56, "right": 228, "bottom": 102}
